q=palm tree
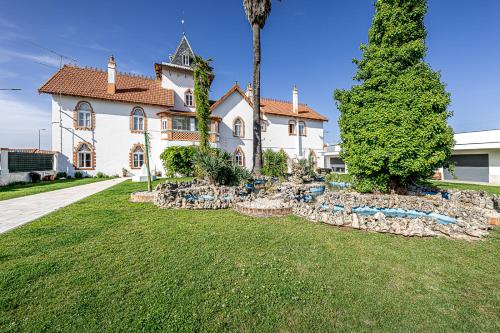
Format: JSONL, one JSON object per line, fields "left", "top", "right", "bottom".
{"left": 243, "top": 0, "right": 275, "bottom": 175}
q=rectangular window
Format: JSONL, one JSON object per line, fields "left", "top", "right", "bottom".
{"left": 78, "top": 152, "right": 91, "bottom": 168}
{"left": 133, "top": 116, "right": 144, "bottom": 131}
{"left": 288, "top": 121, "right": 296, "bottom": 135}
{"left": 161, "top": 119, "right": 168, "bottom": 130}
{"left": 173, "top": 116, "right": 196, "bottom": 131}
{"left": 78, "top": 111, "right": 91, "bottom": 128}
{"left": 299, "top": 121, "right": 306, "bottom": 136}
{"left": 185, "top": 94, "right": 193, "bottom": 106}
{"left": 133, "top": 153, "right": 144, "bottom": 168}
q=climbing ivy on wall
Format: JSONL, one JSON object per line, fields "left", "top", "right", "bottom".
{"left": 193, "top": 56, "right": 214, "bottom": 151}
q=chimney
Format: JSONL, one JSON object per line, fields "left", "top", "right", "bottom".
{"left": 292, "top": 85, "right": 298, "bottom": 113}
{"left": 107, "top": 55, "right": 116, "bottom": 94}
{"left": 245, "top": 82, "right": 253, "bottom": 100}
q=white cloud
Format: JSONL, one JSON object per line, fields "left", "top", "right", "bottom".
{"left": 0, "top": 48, "right": 61, "bottom": 67}
{"left": 0, "top": 93, "right": 52, "bottom": 149}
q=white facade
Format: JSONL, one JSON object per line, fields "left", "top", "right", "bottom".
{"left": 43, "top": 35, "right": 327, "bottom": 177}
{"left": 50, "top": 88, "right": 326, "bottom": 176}
{"left": 211, "top": 89, "right": 326, "bottom": 170}
{"left": 211, "top": 90, "right": 254, "bottom": 169}
{"left": 160, "top": 66, "right": 195, "bottom": 112}
{"left": 51, "top": 95, "right": 165, "bottom": 176}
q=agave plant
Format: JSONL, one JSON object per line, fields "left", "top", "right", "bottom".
{"left": 194, "top": 148, "right": 250, "bottom": 186}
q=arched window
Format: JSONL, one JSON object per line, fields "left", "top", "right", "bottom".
{"left": 184, "top": 89, "right": 194, "bottom": 107}
{"left": 130, "top": 144, "right": 145, "bottom": 169}
{"left": 75, "top": 142, "right": 93, "bottom": 169}
{"left": 234, "top": 147, "right": 245, "bottom": 167}
{"left": 75, "top": 101, "right": 93, "bottom": 130}
{"left": 299, "top": 121, "right": 306, "bottom": 136}
{"left": 233, "top": 117, "right": 244, "bottom": 138}
{"left": 130, "top": 107, "right": 146, "bottom": 132}
{"left": 288, "top": 120, "right": 296, "bottom": 135}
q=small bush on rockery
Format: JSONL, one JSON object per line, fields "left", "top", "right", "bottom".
{"left": 325, "top": 172, "right": 352, "bottom": 184}
{"left": 262, "top": 149, "right": 288, "bottom": 179}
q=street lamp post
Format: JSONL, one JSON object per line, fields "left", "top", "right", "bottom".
{"left": 38, "top": 129, "right": 46, "bottom": 150}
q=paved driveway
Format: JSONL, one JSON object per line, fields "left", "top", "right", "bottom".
{"left": 0, "top": 177, "right": 127, "bottom": 234}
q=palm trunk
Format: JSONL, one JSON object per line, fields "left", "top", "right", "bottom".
{"left": 252, "top": 23, "right": 263, "bottom": 175}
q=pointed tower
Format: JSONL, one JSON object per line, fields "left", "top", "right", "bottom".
{"left": 170, "top": 33, "right": 195, "bottom": 68}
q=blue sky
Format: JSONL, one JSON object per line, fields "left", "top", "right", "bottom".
{"left": 0, "top": 0, "right": 499, "bottom": 149}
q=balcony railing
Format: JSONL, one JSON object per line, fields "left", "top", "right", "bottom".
{"left": 161, "top": 129, "right": 219, "bottom": 143}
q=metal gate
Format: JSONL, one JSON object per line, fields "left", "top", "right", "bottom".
{"left": 8, "top": 152, "right": 54, "bottom": 172}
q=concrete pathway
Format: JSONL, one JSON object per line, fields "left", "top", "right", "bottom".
{"left": 0, "top": 177, "right": 127, "bottom": 234}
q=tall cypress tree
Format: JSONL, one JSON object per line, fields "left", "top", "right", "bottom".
{"left": 193, "top": 55, "right": 213, "bottom": 151}
{"left": 334, "top": 0, "right": 454, "bottom": 193}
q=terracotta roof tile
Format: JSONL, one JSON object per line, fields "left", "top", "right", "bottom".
{"left": 39, "top": 65, "right": 174, "bottom": 107}
{"left": 260, "top": 98, "right": 328, "bottom": 121}
{"left": 210, "top": 84, "right": 328, "bottom": 122}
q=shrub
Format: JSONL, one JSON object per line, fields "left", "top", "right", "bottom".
{"left": 194, "top": 148, "right": 251, "bottom": 186}
{"left": 160, "top": 146, "right": 197, "bottom": 177}
{"left": 297, "top": 158, "right": 316, "bottom": 179}
{"left": 95, "top": 172, "right": 108, "bottom": 178}
{"left": 55, "top": 172, "right": 67, "bottom": 179}
{"left": 262, "top": 149, "right": 288, "bottom": 178}
{"left": 29, "top": 172, "right": 41, "bottom": 183}
{"left": 325, "top": 172, "right": 352, "bottom": 184}
{"left": 74, "top": 171, "right": 83, "bottom": 179}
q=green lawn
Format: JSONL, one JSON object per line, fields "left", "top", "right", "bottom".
{"left": 0, "top": 178, "right": 111, "bottom": 201}
{"left": 0, "top": 180, "right": 499, "bottom": 332}
{"left": 432, "top": 180, "right": 500, "bottom": 195}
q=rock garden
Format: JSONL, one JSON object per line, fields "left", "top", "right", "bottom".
{"left": 132, "top": 148, "right": 499, "bottom": 241}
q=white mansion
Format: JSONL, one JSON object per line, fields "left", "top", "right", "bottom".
{"left": 39, "top": 35, "right": 328, "bottom": 176}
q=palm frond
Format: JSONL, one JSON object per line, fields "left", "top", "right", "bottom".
{"left": 243, "top": 0, "right": 273, "bottom": 28}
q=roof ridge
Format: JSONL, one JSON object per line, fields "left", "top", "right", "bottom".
{"left": 63, "top": 64, "right": 154, "bottom": 80}
{"left": 262, "top": 97, "right": 308, "bottom": 106}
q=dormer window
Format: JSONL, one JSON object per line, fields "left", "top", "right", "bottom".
{"left": 182, "top": 54, "right": 190, "bottom": 66}
{"left": 185, "top": 90, "right": 194, "bottom": 107}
